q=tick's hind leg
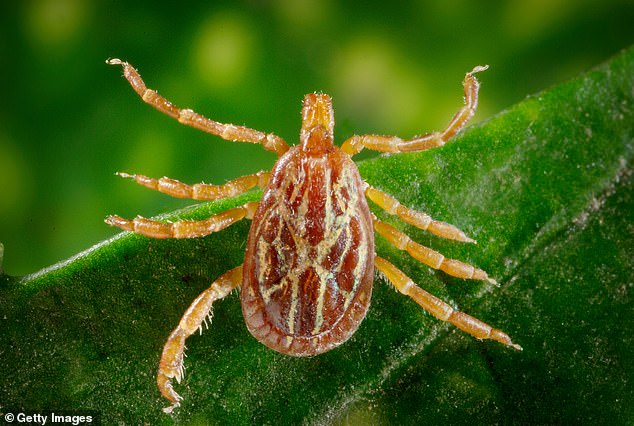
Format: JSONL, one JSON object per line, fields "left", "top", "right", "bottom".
{"left": 105, "top": 201, "right": 258, "bottom": 239}
{"left": 116, "top": 170, "right": 270, "bottom": 201}
{"left": 375, "top": 256, "right": 521, "bottom": 350}
{"left": 107, "top": 59, "right": 289, "bottom": 156}
{"left": 372, "top": 215, "right": 496, "bottom": 285}
{"left": 342, "top": 66, "right": 487, "bottom": 156}
{"left": 158, "top": 266, "right": 243, "bottom": 413}
{"left": 366, "top": 186, "right": 475, "bottom": 243}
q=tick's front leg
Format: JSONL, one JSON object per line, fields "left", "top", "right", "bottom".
{"left": 158, "top": 266, "right": 243, "bottom": 413}
{"left": 107, "top": 59, "right": 289, "bottom": 156}
{"left": 341, "top": 66, "right": 487, "bottom": 156}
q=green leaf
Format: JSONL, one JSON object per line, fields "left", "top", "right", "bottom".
{"left": 1, "top": 47, "right": 632, "bottom": 425}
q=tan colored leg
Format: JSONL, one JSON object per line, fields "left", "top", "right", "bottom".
{"left": 105, "top": 202, "right": 258, "bottom": 239}
{"left": 116, "top": 170, "right": 270, "bottom": 200}
{"left": 372, "top": 215, "right": 496, "bottom": 285}
{"left": 341, "top": 66, "right": 487, "bottom": 156}
{"left": 366, "top": 186, "right": 475, "bottom": 243}
{"left": 157, "top": 266, "right": 243, "bottom": 413}
{"left": 107, "top": 59, "right": 289, "bottom": 156}
{"left": 375, "top": 256, "right": 521, "bottom": 350}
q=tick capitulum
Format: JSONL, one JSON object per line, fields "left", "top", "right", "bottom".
{"left": 105, "top": 59, "right": 521, "bottom": 413}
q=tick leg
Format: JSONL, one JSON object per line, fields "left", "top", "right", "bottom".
{"left": 107, "top": 59, "right": 289, "bottom": 156}
{"left": 116, "top": 170, "right": 270, "bottom": 201}
{"left": 375, "top": 256, "right": 521, "bottom": 350}
{"left": 372, "top": 215, "right": 496, "bottom": 285}
{"left": 341, "top": 66, "right": 487, "bottom": 156}
{"left": 105, "top": 201, "right": 258, "bottom": 239}
{"left": 366, "top": 186, "right": 475, "bottom": 243}
{"left": 157, "top": 265, "right": 243, "bottom": 413}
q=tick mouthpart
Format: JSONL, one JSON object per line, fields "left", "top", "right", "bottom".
{"left": 301, "top": 93, "right": 335, "bottom": 155}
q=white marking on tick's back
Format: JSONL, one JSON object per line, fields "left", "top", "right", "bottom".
{"left": 311, "top": 168, "right": 334, "bottom": 334}
{"left": 287, "top": 274, "right": 299, "bottom": 334}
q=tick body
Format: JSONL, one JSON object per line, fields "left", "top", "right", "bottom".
{"left": 105, "top": 59, "right": 521, "bottom": 413}
{"left": 243, "top": 95, "right": 374, "bottom": 356}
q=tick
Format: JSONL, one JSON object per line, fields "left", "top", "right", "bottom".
{"left": 105, "top": 59, "right": 521, "bottom": 413}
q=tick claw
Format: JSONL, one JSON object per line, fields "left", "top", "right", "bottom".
{"left": 470, "top": 64, "right": 489, "bottom": 74}
{"left": 104, "top": 214, "right": 128, "bottom": 229}
{"left": 487, "top": 277, "right": 500, "bottom": 287}
{"left": 463, "top": 235, "right": 477, "bottom": 244}
{"left": 157, "top": 371, "right": 183, "bottom": 413}
{"left": 511, "top": 342, "right": 524, "bottom": 351}
{"left": 162, "top": 402, "right": 180, "bottom": 414}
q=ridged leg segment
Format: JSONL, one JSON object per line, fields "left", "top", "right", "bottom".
{"left": 374, "top": 256, "right": 521, "bottom": 350}
{"left": 341, "top": 66, "right": 487, "bottom": 156}
{"left": 105, "top": 202, "right": 258, "bottom": 239}
{"left": 107, "top": 59, "right": 289, "bottom": 156}
{"left": 372, "top": 215, "right": 496, "bottom": 285}
{"left": 115, "top": 171, "right": 270, "bottom": 200}
{"left": 157, "top": 266, "right": 243, "bottom": 413}
{"left": 366, "top": 186, "right": 475, "bottom": 243}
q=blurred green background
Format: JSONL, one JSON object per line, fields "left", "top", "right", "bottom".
{"left": 0, "top": 0, "right": 632, "bottom": 276}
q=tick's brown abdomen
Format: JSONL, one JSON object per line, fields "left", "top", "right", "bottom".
{"left": 241, "top": 144, "right": 374, "bottom": 356}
